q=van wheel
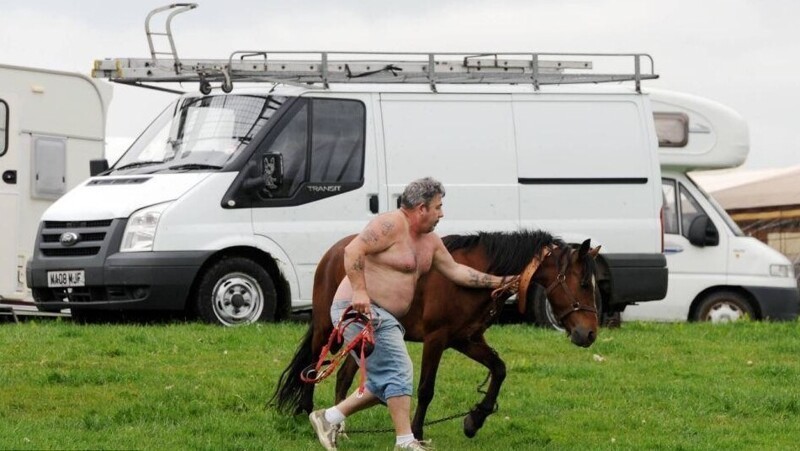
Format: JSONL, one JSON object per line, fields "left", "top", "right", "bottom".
{"left": 534, "top": 285, "right": 602, "bottom": 332}
{"left": 693, "top": 291, "right": 754, "bottom": 323}
{"left": 195, "top": 257, "right": 276, "bottom": 326}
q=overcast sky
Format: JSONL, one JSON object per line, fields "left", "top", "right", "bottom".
{"left": 2, "top": 0, "right": 799, "bottom": 169}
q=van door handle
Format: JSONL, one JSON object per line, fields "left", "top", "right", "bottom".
{"left": 2, "top": 170, "right": 16, "bottom": 184}
{"left": 369, "top": 194, "right": 379, "bottom": 214}
{"left": 665, "top": 245, "right": 684, "bottom": 254}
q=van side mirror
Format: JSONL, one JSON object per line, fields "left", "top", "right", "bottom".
{"left": 688, "top": 214, "right": 719, "bottom": 247}
{"left": 89, "top": 159, "right": 109, "bottom": 176}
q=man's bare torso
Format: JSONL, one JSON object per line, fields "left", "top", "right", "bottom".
{"left": 333, "top": 210, "right": 439, "bottom": 318}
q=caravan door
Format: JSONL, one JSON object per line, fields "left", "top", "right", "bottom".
{"left": 0, "top": 92, "right": 20, "bottom": 298}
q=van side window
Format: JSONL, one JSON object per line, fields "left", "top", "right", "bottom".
{"left": 310, "top": 99, "right": 365, "bottom": 183}
{"left": 0, "top": 100, "right": 8, "bottom": 156}
{"left": 679, "top": 184, "right": 705, "bottom": 239}
{"left": 266, "top": 104, "right": 308, "bottom": 198}
{"left": 241, "top": 97, "right": 366, "bottom": 206}
{"left": 662, "top": 179, "right": 679, "bottom": 234}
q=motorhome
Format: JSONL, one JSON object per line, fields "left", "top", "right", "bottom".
{"left": 622, "top": 89, "right": 799, "bottom": 322}
{"left": 25, "top": 5, "right": 668, "bottom": 326}
{"left": 0, "top": 64, "right": 111, "bottom": 306}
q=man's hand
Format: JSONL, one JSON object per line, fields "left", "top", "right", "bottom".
{"left": 491, "top": 274, "right": 521, "bottom": 300}
{"left": 351, "top": 290, "right": 372, "bottom": 315}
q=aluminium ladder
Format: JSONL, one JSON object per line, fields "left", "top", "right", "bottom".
{"left": 93, "top": 4, "right": 659, "bottom": 93}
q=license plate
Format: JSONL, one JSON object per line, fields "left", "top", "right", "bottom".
{"left": 47, "top": 270, "right": 86, "bottom": 288}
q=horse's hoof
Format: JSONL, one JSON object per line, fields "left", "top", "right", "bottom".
{"left": 463, "top": 414, "right": 478, "bottom": 438}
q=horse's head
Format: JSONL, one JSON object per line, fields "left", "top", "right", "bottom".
{"left": 534, "top": 239, "right": 601, "bottom": 347}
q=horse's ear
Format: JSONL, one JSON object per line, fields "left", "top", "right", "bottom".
{"left": 578, "top": 239, "right": 591, "bottom": 258}
{"left": 589, "top": 245, "right": 601, "bottom": 259}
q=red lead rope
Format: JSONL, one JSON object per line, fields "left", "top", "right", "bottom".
{"left": 300, "top": 306, "right": 377, "bottom": 398}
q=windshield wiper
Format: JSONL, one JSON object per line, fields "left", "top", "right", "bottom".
{"left": 115, "top": 160, "right": 164, "bottom": 170}
{"left": 168, "top": 163, "right": 224, "bottom": 171}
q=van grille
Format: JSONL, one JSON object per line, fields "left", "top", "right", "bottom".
{"left": 38, "top": 219, "right": 113, "bottom": 258}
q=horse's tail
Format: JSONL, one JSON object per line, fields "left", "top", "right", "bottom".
{"left": 269, "top": 323, "right": 315, "bottom": 415}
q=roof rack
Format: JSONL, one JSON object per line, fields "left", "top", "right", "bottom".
{"left": 92, "top": 4, "right": 658, "bottom": 93}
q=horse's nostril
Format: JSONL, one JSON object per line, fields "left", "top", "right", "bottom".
{"left": 588, "top": 330, "right": 596, "bottom": 342}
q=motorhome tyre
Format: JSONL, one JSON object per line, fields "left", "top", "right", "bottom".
{"left": 693, "top": 291, "right": 754, "bottom": 323}
{"left": 195, "top": 257, "right": 277, "bottom": 326}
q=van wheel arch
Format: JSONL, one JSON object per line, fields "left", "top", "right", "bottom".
{"left": 689, "top": 287, "right": 760, "bottom": 322}
{"left": 188, "top": 247, "right": 291, "bottom": 323}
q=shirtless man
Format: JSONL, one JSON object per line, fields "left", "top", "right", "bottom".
{"left": 309, "top": 177, "right": 516, "bottom": 451}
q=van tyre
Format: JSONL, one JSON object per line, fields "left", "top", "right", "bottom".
{"left": 195, "top": 257, "right": 277, "bottom": 326}
{"left": 693, "top": 291, "right": 754, "bottom": 323}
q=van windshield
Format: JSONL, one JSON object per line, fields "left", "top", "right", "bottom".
{"left": 687, "top": 173, "right": 746, "bottom": 237}
{"left": 113, "top": 94, "right": 287, "bottom": 174}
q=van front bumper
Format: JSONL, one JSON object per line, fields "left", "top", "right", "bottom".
{"left": 744, "top": 285, "right": 800, "bottom": 320}
{"left": 27, "top": 251, "right": 211, "bottom": 311}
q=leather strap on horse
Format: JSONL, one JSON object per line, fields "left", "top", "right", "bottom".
{"left": 516, "top": 246, "right": 553, "bottom": 314}
{"left": 300, "top": 306, "right": 376, "bottom": 398}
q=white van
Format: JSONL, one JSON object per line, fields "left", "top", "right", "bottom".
{"left": 25, "top": 10, "right": 667, "bottom": 325}
{"left": 0, "top": 64, "right": 111, "bottom": 306}
{"left": 622, "top": 89, "right": 799, "bottom": 322}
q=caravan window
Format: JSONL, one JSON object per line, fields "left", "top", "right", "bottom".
{"left": 654, "top": 112, "right": 689, "bottom": 148}
{"left": 0, "top": 100, "right": 7, "bottom": 156}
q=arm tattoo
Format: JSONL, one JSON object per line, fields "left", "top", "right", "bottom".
{"left": 359, "top": 229, "right": 380, "bottom": 245}
{"left": 351, "top": 255, "right": 365, "bottom": 272}
{"left": 380, "top": 221, "right": 395, "bottom": 236}
{"left": 467, "top": 269, "right": 493, "bottom": 288}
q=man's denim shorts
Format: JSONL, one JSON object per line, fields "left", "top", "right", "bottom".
{"left": 331, "top": 300, "right": 413, "bottom": 403}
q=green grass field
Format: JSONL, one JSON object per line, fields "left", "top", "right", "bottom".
{"left": 1, "top": 318, "right": 798, "bottom": 450}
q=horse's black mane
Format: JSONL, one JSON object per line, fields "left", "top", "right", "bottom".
{"left": 443, "top": 230, "right": 569, "bottom": 276}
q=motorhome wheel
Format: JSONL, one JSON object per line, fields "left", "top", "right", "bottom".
{"left": 693, "top": 291, "right": 754, "bottom": 323}
{"left": 195, "top": 257, "right": 277, "bottom": 326}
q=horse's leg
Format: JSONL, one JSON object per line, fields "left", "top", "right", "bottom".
{"left": 451, "top": 335, "right": 506, "bottom": 438}
{"left": 335, "top": 356, "right": 358, "bottom": 403}
{"left": 411, "top": 332, "right": 449, "bottom": 440}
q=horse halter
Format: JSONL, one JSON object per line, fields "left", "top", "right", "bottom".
{"left": 545, "top": 249, "right": 597, "bottom": 325}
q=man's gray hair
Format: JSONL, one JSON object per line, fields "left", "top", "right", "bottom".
{"left": 400, "top": 177, "right": 445, "bottom": 209}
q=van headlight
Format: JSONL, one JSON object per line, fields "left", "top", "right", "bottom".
{"left": 120, "top": 202, "right": 172, "bottom": 252}
{"left": 769, "top": 264, "right": 792, "bottom": 278}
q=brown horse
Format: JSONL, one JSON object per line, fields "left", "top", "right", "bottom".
{"left": 272, "top": 230, "right": 599, "bottom": 439}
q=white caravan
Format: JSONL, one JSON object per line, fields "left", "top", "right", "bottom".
{"left": 622, "top": 89, "right": 799, "bottom": 322}
{"left": 25, "top": 4, "right": 667, "bottom": 325}
{"left": 0, "top": 64, "right": 111, "bottom": 305}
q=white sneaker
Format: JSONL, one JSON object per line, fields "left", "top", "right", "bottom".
{"left": 394, "top": 439, "right": 434, "bottom": 450}
{"left": 309, "top": 409, "right": 338, "bottom": 450}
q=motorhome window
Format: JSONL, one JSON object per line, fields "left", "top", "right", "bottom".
{"left": 0, "top": 99, "right": 8, "bottom": 156}
{"left": 114, "top": 95, "right": 286, "bottom": 173}
{"left": 679, "top": 184, "right": 705, "bottom": 239}
{"left": 310, "top": 99, "right": 365, "bottom": 183}
{"left": 687, "top": 173, "right": 745, "bottom": 237}
{"left": 662, "top": 179, "right": 679, "bottom": 234}
{"left": 654, "top": 112, "right": 689, "bottom": 148}
{"left": 264, "top": 104, "right": 308, "bottom": 197}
